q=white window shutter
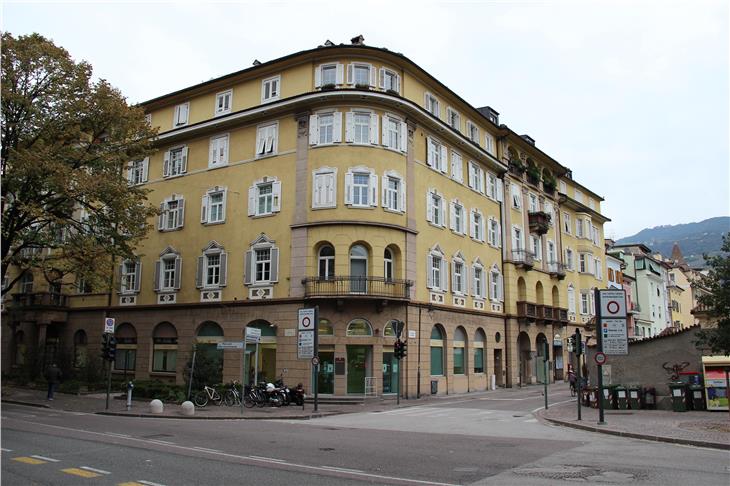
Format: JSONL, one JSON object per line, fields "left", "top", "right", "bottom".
{"left": 344, "top": 172, "right": 353, "bottom": 205}
{"left": 327, "top": 171, "right": 336, "bottom": 206}
{"left": 201, "top": 195, "right": 209, "bottom": 223}
{"left": 451, "top": 261, "right": 457, "bottom": 292}
{"left": 176, "top": 198, "right": 185, "bottom": 228}
{"left": 141, "top": 157, "right": 149, "bottom": 182}
{"left": 399, "top": 179, "right": 406, "bottom": 213}
{"left": 244, "top": 250, "right": 253, "bottom": 285}
{"left": 153, "top": 261, "right": 161, "bottom": 291}
{"left": 220, "top": 189, "right": 227, "bottom": 221}
{"left": 126, "top": 163, "right": 134, "bottom": 184}
{"left": 426, "top": 192, "right": 433, "bottom": 222}
{"left": 449, "top": 202, "right": 456, "bottom": 230}
{"left": 463, "top": 265, "right": 470, "bottom": 296}
{"left": 270, "top": 248, "right": 279, "bottom": 282}
{"left": 369, "top": 65, "right": 376, "bottom": 87}
{"left": 439, "top": 145, "right": 447, "bottom": 173}
{"left": 441, "top": 258, "right": 449, "bottom": 292}
{"left": 209, "top": 139, "right": 217, "bottom": 165}
{"left": 381, "top": 116, "right": 388, "bottom": 147}
{"left": 345, "top": 112, "right": 354, "bottom": 143}
{"left": 470, "top": 210, "right": 476, "bottom": 238}
{"left": 496, "top": 179, "right": 504, "bottom": 202}
{"left": 272, "top": 181, "right": 282, "bottom": 212}
{"left": 369, "top": 172, "right": 378, "bottom": 207}
{"left": 468, "top": 164, "right": 475, "bottom": 189}
{"left": 314, "top": 65, "right": 322, "bottom": 88}
{"left": 181, "top": 147, "right": 188, "bottom": 173}
{"left": 369, "top": 113, "right": 378, "bottom": 145}
{"left": 496, "top": 222, "right": 502, "bottom": 247}
{"left": 158, "top": 202, "right": 165, "bottom": 230}
{"left": 219, "top": 252, "right": 227, "bottom": 286}
{"left": 248, "top": 185, "right": 256, "bottom": 216}
{"left": 134, "top": 262, "right": 142, "bottom": 292}
{"left": 378, "top": 67, "right": 385, "bottom": 89}
{"left": 440, "top": 199, "right": 447, "bottom": 227}
{"left": 312, "top": 173, "right": 321, "bottom": 208}
{"left": 163, "top": 151, "right": 170, "bottom": 177}
{"left": 332, "top": 112, "right": 342, "bottom": 143}
{"left": 381, "top": 175, "right": 387, "bottom": 207}
{"left": 498, "top": 274, "right": 504, "bottom": 301}
{"left": 336, "top": 64, "right": 344, "bottom": 85}
{"left": 196, "top": 256, "right": 204, "bottom": 288}
{"left": 399, "top": 121, "right": 407, "bottom": 153}
{"left": 426, "top": 254, "right": 434, "bottom": 289}
{"left": 173, "top": 257, "right": 182, "bottom": 290}
{"left": 309, "top": 115, "right": 319, "bottom": 145}
{"left": 346, "top": 64, "right": 354, "bottom": 84}
{"left": 426, "top": 138, "right": 433, "bottom": 167}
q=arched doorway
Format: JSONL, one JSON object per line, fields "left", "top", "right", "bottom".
{"left": 349, "top": 244, "right": 369, "bottom": 293}
{"left": 245, "top": 320, "right": 277, "bottom": 384}
{"left": 517, "top": 331, "right": 532, "bottom": 385}
{"left": 195, "top": 321, "right": 224, "bottom": 385}
{"left": 346, "top": 318, "right": 373, "bottom": 394}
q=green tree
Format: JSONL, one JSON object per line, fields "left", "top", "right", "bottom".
{"left": 694, "top": 233, "right": 730, "bottom": 355}
{"left": 1, "top": 32, "right": 157, "bottom": 294}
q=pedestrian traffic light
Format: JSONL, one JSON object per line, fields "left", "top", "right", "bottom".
{"left": 566, "top": 336, "right": 574, "bottom": 352}
{"left": 107, "top": 336, "right": 117, "bottom": 362}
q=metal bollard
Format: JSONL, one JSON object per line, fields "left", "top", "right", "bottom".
{"left": 126, "top": 381, "right": 134, "bottom": 411}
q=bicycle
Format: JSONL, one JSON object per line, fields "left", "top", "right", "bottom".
{"left": 224, "top": 382, "right": 242, "bottom": 407}
{"left": 193, "top": 385, "right": 223, "bottom": 407}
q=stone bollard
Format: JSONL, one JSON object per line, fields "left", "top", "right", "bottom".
{"left": 149, "top": 399, "right": 164, "bottom": 414}
{"left": 180, "top": 401, "right": 195, "bottom": 416}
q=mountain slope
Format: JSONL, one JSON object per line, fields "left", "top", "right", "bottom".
{"left": 616, "top": 217, "right": 729, "bottom": 268}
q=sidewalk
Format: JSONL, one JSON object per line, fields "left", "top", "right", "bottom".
{"left": 538, "top": 399, "right": 730, "bottom": 450}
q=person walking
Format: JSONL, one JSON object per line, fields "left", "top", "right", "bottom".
{"left": 45, "top": 363, "right": 63, "bottom": 400}
{"left": 568, "top": 369, "right": 577, "bottom": 397}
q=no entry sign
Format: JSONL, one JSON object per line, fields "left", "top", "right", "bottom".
{"left": 599, "top": 290, "right": 627, "bottom": 318}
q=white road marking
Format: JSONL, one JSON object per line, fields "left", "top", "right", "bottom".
{"left": 149, "top": 440, "right": 175, "bottom": 445}
{"left": 1, "top": 448, "right": 12, "bottom": 452}
{"left": 80, "top": 466, "right": 111, "bottom": 474}
{"left": 322, "top": 465, "right": 366, "bottom": 473}
{"left": 192, "top": 446, "right": 221, "bottom": 453}
{"left": 30, "top": 455, "right": 61, "bottom": 462}
{"left": 248, "top": 455, "right": 286, "bottom": 462}
{"left": 531, "top": 398, "right": 575, "bottom": 414}
{"left": 138, "top": 481, "right": 167, "bottom": 486}
{"left": 105, "top": 432, "right": 132, "bottom": 438}
{"left": 479, "top": 397, "right": 531, "bottom": 401}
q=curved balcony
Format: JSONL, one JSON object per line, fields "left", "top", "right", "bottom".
{"left": 528, "top": 211, "right": 551, "bottom": 235}
{"left": 511, "top": 249, "right": 534, "bottom": 269}
{"left": 547, "top": 261, "right": 567, "bottom": 279}
{"left": 302, "top": 276, "right": 412, "bottom": 300}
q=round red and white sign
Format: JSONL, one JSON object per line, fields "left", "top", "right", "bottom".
{"left": 595, "top": 352, "right": 607, "bottom": 365}
{"left": 606, "top": 301, "right": 620, "bottom": 314}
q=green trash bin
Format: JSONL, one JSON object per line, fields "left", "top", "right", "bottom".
{"left": 627, "top": 386, "right": 641, "bottom": 410}
{"left": 615, "top": 385, "right": 628, "bottom": 410}
{"left": 669, "top": 382, "right": 687, "bottom": 412}
{"left": 600, "top": 385, "right": 615, "bottom": 409}
{"left": 689, "top": 384, "right": 705, "bottom": 411}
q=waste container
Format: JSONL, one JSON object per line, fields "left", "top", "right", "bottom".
{"left": 669, "top": 382, "right": 687, "bottom": 412}
{"left": 600, "top": 385, "right": 616, "bottom": 409}
{"left": 430, "top": 379, "right": 438, "bottom": 395}
{"left": 642, "top": 387, "right": 656, "bottom": 409}
{"left": 689, "top": 384, "right": 705, "bottom": 411}
{"left": 615, "top": 385, "right": 628, "bottom": 410}
{"left": 627, "top": 386, "right": 641, "bottom": 410}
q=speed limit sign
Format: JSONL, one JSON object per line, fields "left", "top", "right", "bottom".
{"left": 594, "top": 352, "right": 607, "bottom": 366}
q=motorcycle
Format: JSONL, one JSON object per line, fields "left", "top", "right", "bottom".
{"left": 264, "top": 382, "right": 285, "bottom": 407}
{"left": 291, "top": 382, "right": 306, "bottom": 406}
{"left": 274, "top": 378, "right": 292, "bottom": 406}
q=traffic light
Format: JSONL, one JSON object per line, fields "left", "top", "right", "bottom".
{"left": 400, "top": 340, "right": 407, "bottom": 358}
{"left": 566, "top": 336, "right": 574, "bottom": 353}
{"left": 101, "top": 333, "right": 110, "bottom": 360}
{"left": 394, "top": 340, "right": 402, "bottom": 360}
{"left": 107, "top": 336, "right": 117, "bottom": 362}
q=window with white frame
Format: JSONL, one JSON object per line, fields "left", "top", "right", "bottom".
{"left": 588, "top": 198, "right": 595, "bottom": 210}
{"left": 209, "top": 134, "right": 229, "bottom": 168}
{"left": 427, "top": 189, "right": 446, "bottom": 227}
{"left": 382, "top": 171, "right": 405, "bottom": 212}
{"left": 163, "top": 146, "right": 188, "bottom": 177}
{"left": 489, "top": 264, "right": 504, "bottom": 302}
{"left": 215, "top": 90, "right": 232, "bottom": 116}
{"left": 468, "top": 161, "right": 484, "bottom": 193}
{"left": 347, "top": 62, "right": 375, "bottom": 87}
{"left": 426, "top": 137, "right": 447, "bottom": 172}
{"left": 450, "top": 151, "right": 463, "bottom": 183}
{"left": 346, "top": 110, "right": 377, "bottom": 145}
{"left": 158, "top": 195, "right": 185, "bottom": 231}
{"left": 575, "top": 189, "right": 584, "bottom": 203}
{"left": 318, "top": 245, "right": 335, "bottom": 280}
{"left": 173, "top": 103, "right": 189, "bottom": 127}
{"left": 547, "top": 240, "right": 556, "bottom": 264}
{"left": 486, "top": 172, "right": 497, "bottom": 199}
{"left": 427, "top": 247, "right": 448, "bottom": 292}
{"left": 248, "top": 178, "right": 281, "bottom": 217}
{"left": 466, "top": 121, "right": 479, "bottom": 144}
{"left": 512, "top": 225, "right": 524, "bottom": 250}
{"left": 380, "top": 67, "right": 400, "bottom": 92}
{"left": 244, "top": 237, "right": 279, "bottom": 285}
{"left": 447, "top": 107, "right": 461, "bottom": 130}
{"left": 256, "top": 123, "right": 278, "bottom": 157}
{"left": 154, "top": 250, "right": 181, "bottom": 292}
{"left": 315, "top": 63, "right": 343, "bottom": 87}
{"left": 511, "top": 184, "right": 522, "bottom": 209}
{"left": 471, "top": 209, "right": 484, "bottom": 242}
{"left": 565, "top": 248, "right": 574, "bottom": 271}
{"left": 382, "top": 114, "right": 406, "bottom": 152}
{"left": 119, "top": 259, "right": 140, "bottom": 294}
{"left": 559, "top": 180, "right": 567, "bottom": 193}
{"left": 528, "top": 193, "right": 539, "bottom": 212}
{"left": 568, "top": 285, "right": 576, "bottom": 313}
{"left": 261, "top": 75, "right": 280, "bottom": 103}
{"left": 531, "top": 234, "right": 542, "bottom": 261}
{"left": 452, "top": 253, "right": 466, "bottom": 295}
{"left": 576, "top": 218, "right": 584, "bottom": 238}
{"left": 384, "top": 248, "right": 394, "bottom": 281}
{"left": 201, "top": 187, "right": 227, "bottom": 224}
{"left": 484, "top": 133, "right": 496, "bottom": 155}
{"left": 318, "top": 112, "right": 335, "bottom": 144}
{"left": 594, "top": 259, "right": 603, "bottom": 280}
{"left": 544, "top": 201, "right": 554, "bottom": 225}
{"left": 312, "top": 167, "right": 337, "bottom": 208}
{"left": 580, "top": 291, "right": 590, "bottom": 314}
{"left": 127, "top": 158, "right": 149, "bottom": 185}
{"left": 472, "top": 261, "right": 486, "bottom": 299}
{"left": 563, "top": 212, "right": 572, "bottom": 234}
{"left": 309, "top": 112, "right": 342, "bottom": 146}
{"left": 424, "top": 92, "right": 440, "bottom": 117}
{"left": 488, "top": 217, "right": 501, "bottom": 247}
{"left": 196, "top": 244, "right": 227, "bottom": 289}
{"left": 579, "top": 253, "right": 593, "bottom": 273}
{"left": 450, "top": 200, "right": 466, "bottom": 235}
{"left": 592, "top": 225, "right": 600, "bottom": 245}
{"left": 345, "top": 167, "right": 377, "bottom": 208}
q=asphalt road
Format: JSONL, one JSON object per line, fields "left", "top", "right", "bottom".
{"left": 2, "top": 386, "right": 728, "bottom": 485}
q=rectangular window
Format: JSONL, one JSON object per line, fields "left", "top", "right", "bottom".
{"left": 160, "top": 198, "right": 184, "bottom": 231}
{"left": 581, "top": 292, "right": 590, "bottom": 314}
{"left": 484, "top": 133, "right": 496, "bottom": 155}
{"left": 528, "top": 193, "right": 538, "bottom": 212}
{"left": 381, "top": 68, "right": 400, "bottom": 92}
{"left": 473, "top": 267, "right": 483, "bottom": 298}
{"left": 486, "top": 173, "right": 497, "bottom": 199}
{"left": 488, "top": 218, "right": 501, "bottom": 247}
{"left": 566, "top": 248, "right": 574, "bottom": 270}
{"left": 173, "top": 103, "right": 189, "bottom": 127}
{"left": 256, "top": 123, "right": 278, "bottom": 156}
{"left": 559, "top": 180, "right": 567, "bottom": 193}
{"left": 313, "top": 170, "right": 337, "bottom": 208}
{"left": 383, "top": 115, "right": 404, "bottom": 152}
{"left": 511, "top": 185, "right": 522, "bottom": 209}
{"left": 209, "top": 134, "right": 229, "bottom": 167}
{"left": 318, "top": 114, "right": 334, "bottom": 144}
{"left": 575, "top": 190, "right": 584, "bottom": 203}
{"left": 205, "top": 254, "right": 221, "bottom": 287}
{"left": 152, "top": 348, "right": 176, "bottom": 373}
{"left": 115, "top": 349, "right": 136, "bottom": 371}
{"left": 353, "top": 64, "right": 370, "bottom": 85}
{"left": 162, "top": 258, "right": 176, "bottom": 290}
{"left": 255, "top": 249, "right": 271, "bottom": 282}
{"left": 121, "top": 261, "right": 137, "bottom": 293}
{"left": 490, "top": 271, "right": 501, "bottom": 301}
{"left": 262, "top": 75, "right": 280, "bottom": 103}
{"left": 531, "top": 235, "right": 542, "bottom": 261}
{"left": 431, "top": 194, "right": 442, "bottom": 226}
{"left": 576, "top": 219, "right": 584, "bottom": 238}
{"left": 451, "top": 151, "right": 463, "bottom": 183}
{"left": 427, "top": 137, "right": 446, "bottom": 172}
{"left": 208, "top": 191, "right": 225, "bottom": 223}
{"left": 353, "top": 173, "right": 370, "bottom": 206}
{"left": 127, "top": 158, "right": 148, "bottom": 186}
{"left": 257, "top": 183, "right": 273, "bottom": 215}
{"left": 447, "top": 108, "right": 460, "bottom": 130}
{"left": 453, "top": 204, "right": 464, "bottom": 234}
{"left": 215, "top": 91, "right": 232, "bottom": 116}
{"left": 385, "top": 177, "right": 400, "bottom": 212}
{"left": 474, "top": 348, "right": 484, "bottom": 373}
{"left": 168, "top": 146, "right": 185, "bottom": 176}
{"left": 453, "top": 261, "right": 464, "bottom": 294}
{"left": 432, "top": 256, "right": 442, "bottom": 288}
{"left": 321, "top": 64, "right": 337, "bottom": 86}
{"left": 466, "top": 121, "right": 479, "bottom": 143}
{"left": 469, "top": 162, "right": 484, "bottom": 193}
{"left": 425, "top": 93, "right": 440, "bottom": 117}
{"left": 453, "top": 347, "right": 464, "bottom": 375}
{"left": 563, "top": 213, "right": 572, "bottom": 234}
{"left": 430, "top": 347, "right": 444, "bottom": 376}
{"left": 353, "top": 112, "right": 370, "bottom": 144}
{"left": 472, "top": 211, "right": 483, "bottom": 241}
{"left": 595, "top": 259, "right": 603, "bottom": 280}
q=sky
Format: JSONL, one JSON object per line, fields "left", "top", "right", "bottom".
{"left": 4, "top": 0, "right": 729, "bottom": 239}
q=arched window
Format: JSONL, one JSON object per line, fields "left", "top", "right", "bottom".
{"left": 196, "top": 321, "right": 223, "bottom": 384}
{"left": 318, "top": 245, "right": 335, "bottom": 280}
{"left": 430, "top": 325, "right": 445, "bottom": 376}
{"left": 115, "top": 323, "right": 137, "bottom": 371}
{"left": 152, "top": 322, "right": 178, "bottom": 373}
{"left": 350, "top": 245, "right": 368, "bottom": 293}
{"left": 384, "top": 248, "right": 393, "bottom": 281}
{"left": 318, "top": 318, "right": 334, "bottom": 336}
{"left": 453, "top": 326, "right": 467, "bottom": 375}
{"left": 474, "top": 328, "right": 486, "bottom": 373}
{"left": 346, "top": 318, "right": 372, "bottom": 337}
{"left": 73, "top": 330, "right": 88, "bottom": 368}
{"left": 383, "top": 320, "right": 396, "bottom": 337}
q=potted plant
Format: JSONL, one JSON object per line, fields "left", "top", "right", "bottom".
{"left": 542, "top": 174, "right": 557, "bottom": 194}
{"left": 509, "top": 158, "right": 525, "bottom": 175}
{"left": 526, "top": 164, "right": 541, "bottom": 185}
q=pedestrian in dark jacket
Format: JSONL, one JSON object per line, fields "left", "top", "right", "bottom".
{"left": 45, "top": 363, "right": 62, "bottom": 400}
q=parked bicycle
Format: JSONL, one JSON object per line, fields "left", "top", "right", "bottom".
{"left": 224, "top": 381, "right": 242, "bottom": 406}
{"left": 193, "top": 385, "right": 223, "bottom": 407}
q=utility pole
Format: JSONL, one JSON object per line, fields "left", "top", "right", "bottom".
{"left": 575, "top": 328, "right": 582, "bottom": 421}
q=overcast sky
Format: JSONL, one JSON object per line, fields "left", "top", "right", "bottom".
{"left": 4, "top": 0, "right": 728, "bottom": 239}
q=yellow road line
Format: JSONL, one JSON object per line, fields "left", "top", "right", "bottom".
{"left": 118, "top": 482, "right": 146, "bottom": 486}
{"left": 61, "top": 467, "right": 101, "bottom": 478}
{"left": 12, "top": 456, "right": 47, "bottom": 464}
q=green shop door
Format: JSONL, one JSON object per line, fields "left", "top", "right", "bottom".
{"left": 347, "top": 345, "right": 370, "bottom": 394}
{"left": 318, "top": 351, "right": 335, "bottom": 394}
{"left": 383, "top": 350, "right": 395, "bottom": 394}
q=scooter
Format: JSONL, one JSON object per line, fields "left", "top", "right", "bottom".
{"left": 291, "top": 382, "right": 306, "bottom": 406}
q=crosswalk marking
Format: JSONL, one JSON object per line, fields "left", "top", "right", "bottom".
{"left": 13, "top": 456, "right": 47, "bottom": 465}
{"left": 138, "top": 480, "right": 167, "bottom": 486}
{"left": 118, "top": 483, "right": 146, "bottom": 486}
{"left": 81, "top": 466, "right": 111, "bottom": 475}
{"left": 30, "top": 455, "right": 61, "bottom": 462}
{"left": 62, "top": 467, "right": 101, "bottom": 478}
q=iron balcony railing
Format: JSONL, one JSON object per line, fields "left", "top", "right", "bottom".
{"left": 10, "top": 292, "right": 68, "bottom": 308}
{"left": 302, "top": 276, "right": 412, "bottom": 300}
{"left": 547, "top": 261, "right": 567, "bottom": 279}
{"left": 511, "top": 249, "right": 535, "bottom": 267}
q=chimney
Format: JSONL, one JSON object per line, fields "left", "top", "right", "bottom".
{"left": 520, "top": 134, "right": 535, "bottom": 145}
{"left": 477, "top": 106, "right": 499, "bottom": 125}
{"left": 350, "top": 35, "right": 365, "bottom": 45}
{"left": 252, "top": 59, "right": 261, "bottom": 66}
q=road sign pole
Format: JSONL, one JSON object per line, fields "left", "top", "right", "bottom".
{"left": 595, "top": 288, "right": 606, "bottom": 425}
{"left": 543, "top": 340, "right": 549, "bottom": 410}
{"left": 105, "top": 352, "right": 112, "bottom": 410}
{"left": 575, "top": 328, "right": 582, "bottom": 421}
{"left": 314, "top": 305, "right": 319, "bottom": 413}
